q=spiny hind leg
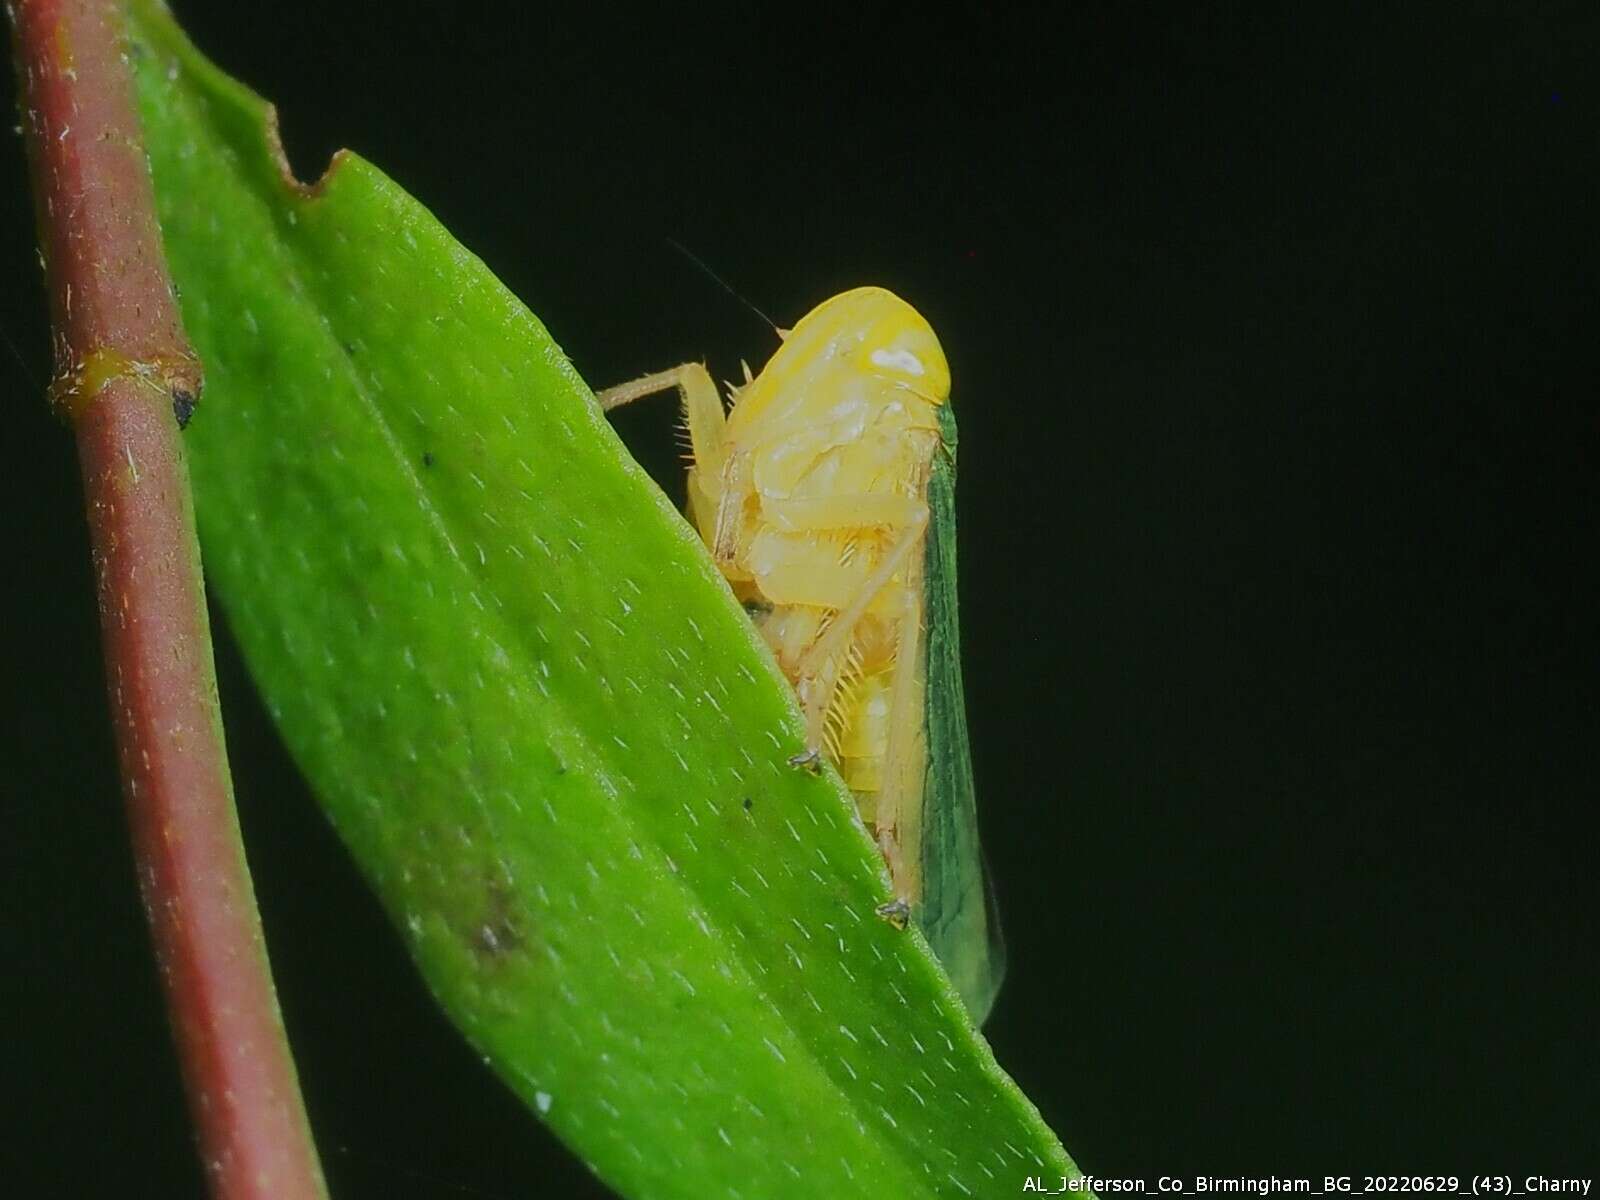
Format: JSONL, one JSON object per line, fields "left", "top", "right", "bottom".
{"left": 874, "top": 561, "right": 928, "bottom": 904}
{"left": 595, "top": 363, "right": 734, "bottom": 546}
{"left": 794, "top": 504, "right": 929, "bottom": 683}
{"left": 787, "top": 504, "right": 930, "bottom": 760}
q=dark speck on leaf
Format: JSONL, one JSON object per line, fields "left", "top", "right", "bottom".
{"left": 171, "top": 388, "right": 196, "bottom": 430}
{"left": 422, "top": 451, "right": 435, "bottom": 468}
{"left": 471, "top": 912, "right": 523, "bottom": 962}
{"left": 742, "top": 797, "right": 753, "bottom": 811}
{"left": 469, "top": 878, "right": 526, "bottom": 963}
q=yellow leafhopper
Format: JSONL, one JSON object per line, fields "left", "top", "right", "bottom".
{"left": 598, "top": 287, "right": 1004, "bottom": 1022}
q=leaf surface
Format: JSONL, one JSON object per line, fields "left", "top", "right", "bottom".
{"left": 127, "top": 3, "right": 1081, "bottom": 1194}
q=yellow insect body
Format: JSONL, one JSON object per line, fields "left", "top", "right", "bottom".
{"left": 599, "top": 287, "right": 950, "bottom": 907}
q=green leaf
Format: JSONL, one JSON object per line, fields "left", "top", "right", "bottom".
{"left": 127, "top": 2, "right": 1081, "bottom": 1194}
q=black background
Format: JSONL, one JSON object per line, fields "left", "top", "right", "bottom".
{"left": 3, "top": 3, "right": 1595, "bottom": 1196}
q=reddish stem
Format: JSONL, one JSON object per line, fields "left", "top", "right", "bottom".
{"left": 8, "top": 2, "right": 327, "bottom": 1197}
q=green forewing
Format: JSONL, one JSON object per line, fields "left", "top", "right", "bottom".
{"left": 125, "top": 1, "right": 1074, "bottom": 1195}
{"left": 919, "top": 401, "right": 1007, "bottom": 1024}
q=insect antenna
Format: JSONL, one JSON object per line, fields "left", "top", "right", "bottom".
{"left": 665, "top": 238, "right": 781, "bottom": 337}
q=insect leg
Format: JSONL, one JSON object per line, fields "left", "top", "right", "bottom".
{"left": 595, "top": 362, "right": 747, "bottom": 568}
{"left": 793, "top": 503, "right": 929, "bottom": 687}
{"left": 874, "top": 552, "right": 928, "bottom": 904}
{"left": 594, "top": 363, "right": 729, "bottom": 482}
{"left": 788, "top": 503, "right": 931, "bottom": 754}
